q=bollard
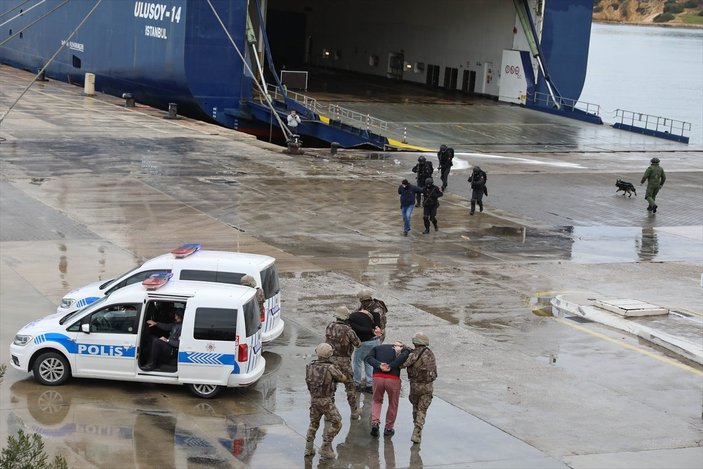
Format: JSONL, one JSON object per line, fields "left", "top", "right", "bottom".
{"left": 122, "top": 93, "right": 135, "bottom": 107}
{"left": 403, "top": 127, "right": 407, "bottom": 143}
{"left": 330, "top": 142, "right": 340, "bottom": 156}
{"left": 84, "top": 73, "right": 95, "bottom": 96}
{"left": 287, "top": 134, "right": 303, "bottom": 154}
{"left": 37, "top": 68, "right": 48, "bottom": 82}
{"left": 366, "top": 113, "right": 370, "bottom": 130}
{"left": 166, "top": 102, "right": 178, "bottom": 119}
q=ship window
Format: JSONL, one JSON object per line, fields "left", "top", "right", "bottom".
{"left": 72, "top": 55, "right": 81, "bottom": 69}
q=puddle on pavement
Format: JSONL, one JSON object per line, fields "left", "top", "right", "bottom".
{"left": 565, "top": 225, "right": 703, "bottom": 263}
{"left": 464, "top": 225, "right": 702, "bottom": 264}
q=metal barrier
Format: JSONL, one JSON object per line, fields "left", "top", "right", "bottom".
{"left": 532, "top": 91, "right": 600, "bottom": 116}
{"left": 614, "top": 109, "right": 691, "bottom": 140}
{"left": 262, "top": 84, "right": 393, "bottom": 138}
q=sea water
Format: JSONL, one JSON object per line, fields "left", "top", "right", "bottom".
{"left": 580, "top": 23, "right": 703, "bottom": 144}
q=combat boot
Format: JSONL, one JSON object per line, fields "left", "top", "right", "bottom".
{"left": 304, "top": 439, "right": 315, "bottom": 457}
{"left": 470, "top": 200, "right": 476, "bottom": 215}
{"left": 432, "top": 220, "right": 438, "bottom": 231}
{"left": 411, "top": 426, "right": 422, "bottom": 444}
{"left": 319, "top": 441, "right": 335, "bottom": 459}
{"left": 478, "top": 201, "right": 484, "bottom": 212}
{"left": 422, "top": 219, "right": 430, "bottom": 234}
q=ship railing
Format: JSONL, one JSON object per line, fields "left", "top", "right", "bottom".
{"left": 264, "top": 84, "right": 323, "bottom": 114}
{"left": 532, "top": 91, "right": 600, "bottom": 116}
{"left": 263, "top": 84, "right": 391, "bottom": 136}
{"left": 613, "top": 109, "right": 691, "bottom": 139}
{"left": 325, "top": 104, "right": 389, "bottom": 134}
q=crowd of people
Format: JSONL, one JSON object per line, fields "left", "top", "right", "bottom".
{"left": 305, "top": 289, "right": 437, "bottom": 460}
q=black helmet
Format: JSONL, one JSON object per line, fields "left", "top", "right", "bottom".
{"left": 425, "top": 177, "right": 434, "bottom": 186}
{"left": 418, "top": 155, "right": 426, "bottom": 163}
{"left": 439, "top": 144, "right": 447, "bottom": 151}
{"left": 650, "top": 157, "right": 660, "bottom": 164}
{"left": 473, "top": 166, "right": 481, "bottom": 172}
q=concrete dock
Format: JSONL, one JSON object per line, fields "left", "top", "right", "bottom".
{"left": 1, "top": 64, "right": 702, "bottom": 468}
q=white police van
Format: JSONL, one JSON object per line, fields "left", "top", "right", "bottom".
{"left": 10, "top": 274, "right": 265, "bottom": 398}
{"left": 57, "top": 244, "right": 284, "bottom": 343}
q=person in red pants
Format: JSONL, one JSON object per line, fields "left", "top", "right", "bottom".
{"left": 364, "top": 341, "right": 410, "bottom": 437}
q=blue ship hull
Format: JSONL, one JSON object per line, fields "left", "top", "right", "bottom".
{"left": 1, "top": 0, "right": 258, "bottom": 131}
{"left": 1, "top": 0, "right": 597, "bottom": 145}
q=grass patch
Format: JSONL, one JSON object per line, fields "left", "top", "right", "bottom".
{"left": 680, "top": 13, "right": 703, "bottom": 24}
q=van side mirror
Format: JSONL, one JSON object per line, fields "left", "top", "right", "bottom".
{"left": 81, "top": 323, "right": 90, "bottom": 334}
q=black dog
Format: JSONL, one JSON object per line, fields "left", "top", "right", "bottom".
{"left": 615, "top": 179, "right": 637, "bottom": 197}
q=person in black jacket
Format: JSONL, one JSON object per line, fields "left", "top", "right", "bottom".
{"left": 412, "top": 156, "right": 434, "bottom": 207}
{"left": 437, "top": 144, "right": 454, "bottom": 191}
{"left": 143, "top": 309, "right": 183, "bottom": 371}
{"left": 421, "top": 177, "right": 443, "bottom": 234}
{"left": 468, "top": 166, "right": 487, "bottom": 215}
{"left": 348, "top": 307, "right": 383, "bottom": 393}
{"left": 398, "top": 179, "right": 423, "bottom": 236}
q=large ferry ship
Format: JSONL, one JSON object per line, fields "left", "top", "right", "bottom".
{"left": 0, "top": 0, "right": 596, "bottom": 147}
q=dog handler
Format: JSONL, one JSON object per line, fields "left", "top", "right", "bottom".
{"left": 640, "top": 157, "right": 666, "bottom": 213}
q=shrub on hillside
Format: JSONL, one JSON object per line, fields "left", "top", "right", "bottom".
{"left": 654, "top": 12, "right": 676, "bottom": 21}
{"left": 683, "top": 0, "right": 700, "bottom": 8}
{"left": 664, "top": 2, "right": 685, "bottom": 13}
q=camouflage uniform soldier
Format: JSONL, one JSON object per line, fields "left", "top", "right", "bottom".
{"left": 357, "top": 289, "right": 388, "bottom": 343}
{"left": 326, "top": 306, "right": 362, "bottom": 419}
{"left": 401, "top": 332, "right": 437, "bottom": 445}
{"left": 640, "top": 156, "right": 666, "bottom": 213}
{"left": 241, "top": 275, "right": 265, "bottom": 319}
{"left": 305, "top": 343, "right": 347, "bottom": 459}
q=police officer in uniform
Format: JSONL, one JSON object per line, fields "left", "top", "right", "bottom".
{"left": 305, "top": 343, "right": 347, "bottom": 459}
{"left": 326, "top": 306, "right": 362, "bottom": 419}
{"left": 412, "top": 156, "right": 434, "bottom": 207}
{"left": 421, "top": 178, "right": 443, "bottom": 234}
{"left": 468, "top": 166, "right": 487, "bottom": 215}
{"left": 437, "top": 144, "right": 454, "bottom": 191}
{"left": 401, "top": 332, "right": 438, "bottom": 445}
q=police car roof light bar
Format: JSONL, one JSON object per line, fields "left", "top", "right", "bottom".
{"left": 142, "top": 272, "right": 173, "bottom": 290}
{"left": 171, "top": 243, "right": 201, "bottom": 258}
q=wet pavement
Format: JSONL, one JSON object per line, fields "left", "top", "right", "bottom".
{"left": 1, "top": 64, "right": 702, "bottom": 468}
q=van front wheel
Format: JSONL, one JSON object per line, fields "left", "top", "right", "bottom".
{"left": 187, "top": 383, "right": 222, "bottom": 399}
{"left": 33, "top": 352, "right": 70, "bottom": 386}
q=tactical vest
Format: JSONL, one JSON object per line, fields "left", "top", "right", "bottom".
{"left": 407, "top": 347, "right": 437, "bottom": 383}
{"left": 326, "top": 321, "right": 355, "bottom": 357}
{"left": 364, "top": 299, "right": 388, "bottom": 330}
{"left": 306, "top": 361, "right": 336, "bottom": 398}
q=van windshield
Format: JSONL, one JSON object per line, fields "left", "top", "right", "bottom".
{"left": 260, "top": 264, "right": 280, "bottom": 299}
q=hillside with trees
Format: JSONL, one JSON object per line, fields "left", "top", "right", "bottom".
{"left": 593, "top": 0, "right": 703, "bottom": 25}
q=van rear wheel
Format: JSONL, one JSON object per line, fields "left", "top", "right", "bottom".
{"left": 33, "top": 352, "right": 70, "bottom": 386}
{"left": 187, "top": 383, "right": 222, "bottom": 399}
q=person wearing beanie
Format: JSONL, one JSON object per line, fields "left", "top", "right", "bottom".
{"left": 326, "top": 306, "right": 362, "bottom": 418}
{"left": 401, "top": 332, "right": 438, "bottom": 445}
{"left": 398, "top": 178, "right": 423, "bottom": 236}
{"left": 304, "top": 343, "right": 347, "bottom": 459}
{"left": 364, "top": 340, "right": 411, "bottom": 438}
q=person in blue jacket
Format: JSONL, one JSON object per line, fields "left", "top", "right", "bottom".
{"left": 398, "top": 179, "right": 423, "bottom": 236}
